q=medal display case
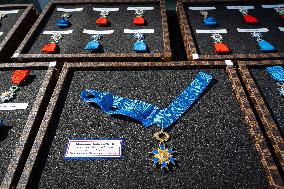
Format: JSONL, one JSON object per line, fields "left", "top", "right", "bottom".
{"left": 177, "top": 0, "right": 284, "bottom": 61}
{"left": 13, "top": 0, "right": 171, "bottom": 62}
{"left": 0, "top": 62, "right": 58, "bottom": 188}
{"left": 17, "top": 62, "right": 283, "bottom": 188}
{"left": 0, "top": 4, "right": 36, "bottom": 62}
{"left": 237, "top": 60, "right": 284, "bottom": 173}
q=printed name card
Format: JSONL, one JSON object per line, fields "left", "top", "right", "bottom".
{"left": 127, "top": 7, "right": 154, "bottom": 11}
{"left": 0, "top": 10, "right": 19, "bottom": 14}
{"left": 188, "top": 7, "right": 216, "bottom": 10}
{"left": 64, "top": 139, "right": 124, "bottom": 159}
{"left": 83, "top": 29, "right": 114, "bottom": 35}
{"left": 226, "top": 6, "right": 255, "bottom": 10}
{"left": 43, "top": 30, "right": 73, "bottom": 35}
{"left": 196, "top": 29, "right": 227, "bottom": 34}
{"left": 93, "top": 7, "right": 119, "bottom": 12}
{"left": 261, "top": 4, "right": 284, "bottom": 8}
{"left": 0, "top": 103, "right": 28, "bottom": 110}
{"left": 56, "top": 8, "right": 83, "bottom": 12}
{"left": 237, "top": 28, "right": 269, "bottom": 33}
{"left": 124, "top": 29, "right": 155, "bottom": 34}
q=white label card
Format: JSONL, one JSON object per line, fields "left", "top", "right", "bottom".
{"left": 56, "top": 8, "right": 83, "bottom": 12}
{"left": 0, "top": 103, "right": 28, "bottom": 110}
{"left": 124, "top": 29, "right": 154, "bottom": 34}
{"left": 196, "top": 29, "right": 227, "bottom": 34}
{"left": 0, "top": 10, "right": 19, "bottom": 14}
{"left": 83, "top": 29, "right": 114, "bottom": 35}
{"left": 64, "top": 139, "right": 123, "bottom": 159}
{"left": 261, "top": 4, "right": 284, "bottom": 8}
{"left": 237, "top": 28, "right": 269, "bottom": 33}
{"left": 279, "top": 27, "right": 284, "bottom": 31}
{"left": 226, "top": 6, "right": 255, "bottom": 10}
{"left": 43, "top": 30, "right": 73, "bottom": 35}
{"left": 93, "top": 7, "right": 119, "bottom": 12}
{"left": 0, "top": 32, "right": 3, "bottom": 36}
{"left": 192, "top": 53, "right": 199, "bottom": 60}
{"left": 127, "top": 7, "right": 154, "bottom": 11}
{"left": 188, "top": 6, "right": 216, "bottom": 10}
{"left": 225, "top": 60, "right": 233, "bottom": 66}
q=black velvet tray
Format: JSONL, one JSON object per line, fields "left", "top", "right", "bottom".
{"left": 17, "top": 62, "right": 283, "bottom": 188}
{"left": 0, "top": 63, "right": 57, "bottom": 188}
{"left": 0, "top": 8, "right": 25, "bottom": 43}
{"left": 238, "top": 60, "right": 284, "bottom": 174}
{"left": 14, "top": 0, "right": 171, "bottom": 62}
{"left": 177, "top": 0, "right": 284, "bottom": 61}
{"left": 0, "top": 4, "right": 36, "bottom": 62}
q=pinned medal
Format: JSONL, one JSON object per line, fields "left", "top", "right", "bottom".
{"left": 211, "top": 33, "right": 230, "bottom": 54}
{"left": 41, "top": 32, "right": 62, "bottom": 54}
{"left": 239, "top": 9, "right": 258, "bottom": 24}
{"left": 251, "top": 32, "right": 275, "bottom": 52}
{"left": 274, "top": 7, "right": 284, "bottom": 20}
{"left": 96, "top": 11, "right": 109, "bottom": 26}
{"left": 0, "top": 70, "right": 30, "bottom": 103}
{"left": 152, "top": 130, "right": 175, "bottom": 170}
{"left": 85, "top": 34, "right": 102, "bottom": 52}
{"left": 57, "top": 12, "right": 71, "bottom": 28}
{"left": 200, "top": 10, "right": 218, "bottom": 26}
{"left": 133, "top": 9, "right": 145, "bottom": 26}
{"left": 133, "top": 32, "right": 148, "bottom": 53}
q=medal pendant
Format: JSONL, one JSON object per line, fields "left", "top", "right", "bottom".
{"left": 152, "top": 130, "right": 176, "bottom": 170}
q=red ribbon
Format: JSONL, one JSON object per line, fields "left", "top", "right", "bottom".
{"left": 133, "top": 17, "right": 145, "bottom": 25}
{"left": 11, "top": 70, "right": 30, "bottom": 85}
{"left": 96, "top": 17, "right": 109, "bottom": 26}
{"left": 243, "top": 15, "right": 258, "bottom": 24}
{"left": 281, "top": 14, "right": 284, "bottom": 20}
{"left": 41, "top": 43, "right": 57, "bottom": 54}
{"left": 214, "top": 43, "right": 230, "bottom": 54}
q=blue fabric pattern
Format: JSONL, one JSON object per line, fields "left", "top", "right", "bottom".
{"left": 56, "top": 18, "right": 71, "bottom": 28}
{"left": 258, "top": 40, "right": 275, "bottom": 52}
{"left": 204, "top": 17, "right": 217, "bottom": 26}
{"left": 133, "top": 41, "right": 147, "bottom": 52}
{"left": 81, "top": 72, "right": 213, "bottom": 129}
{"left": 85, "top": 41, "right": 101, "bottom": 52}
{"left": 266, "top": 66, "right": 284, "bottom": 82}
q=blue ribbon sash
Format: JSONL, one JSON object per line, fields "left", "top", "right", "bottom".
{"left": 81, "top": 72, "right": 213, "bottom": 129}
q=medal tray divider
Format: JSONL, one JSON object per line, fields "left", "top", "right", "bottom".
{"left": 237, "top": 60, "right": 284, "bottom": 175}
{"left": 17, "top": 61, "right": 283, "bottom": 188}
{"left": 0, "top": 4, "right": 36, "bottom": 62}
{"left": 0, "top": 62, "right": 59, "bottom": 188}
{"left": 13, "top": 0, "right": 171, "bottom": 63}
{"left": 177, "top": 0, "right": 284, "bottom": 61}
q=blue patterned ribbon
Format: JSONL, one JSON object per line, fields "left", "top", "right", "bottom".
{"left": 266, "top": 66, "right": 284, "bottom": 82}
{"left": 0, "top": 119, "right": 3, "bottom": 128}
{"left": 81, "top": 72, "right": 213, "bottom": 129}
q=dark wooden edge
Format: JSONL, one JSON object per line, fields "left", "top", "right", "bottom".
{"left": 226, "top": 66, "right": 284, "bottom": 188}
{"left": 177, "top": 0, "right": 284, "bottom": 61}
{"left": 13, "top": 0, "right": 171, "bottom": 62}
{"left": 237, "top": 60, "right": 284, "bottom": 173}
{"left": 0, "top": 62, "right": 59, "bottom": 188}
{"left": 0, "top": 4, "right": 36, "bottom": 61}
{"left": 238, "top": 60, "right": 284, "bottom": 66}
{"left": 17, "top": 61, "right": 283, "bottom": 188}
